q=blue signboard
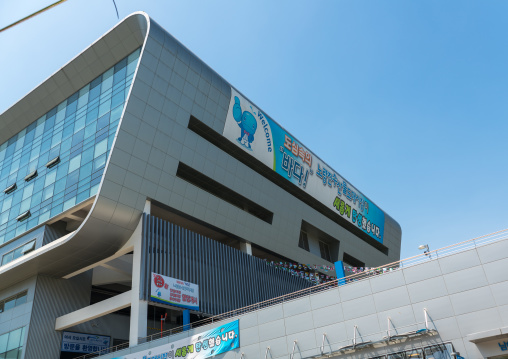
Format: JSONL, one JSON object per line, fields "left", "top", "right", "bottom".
{"left": 113, "top": 320, "right": 240, "bottom": 359}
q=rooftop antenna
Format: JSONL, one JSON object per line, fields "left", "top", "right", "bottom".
{"left": 111, "top": 0, "right": 119, "bottom": 19}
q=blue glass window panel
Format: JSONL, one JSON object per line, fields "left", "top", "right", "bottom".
{"left": 76, "top": 189, "right": 90, "bottom": 204}
{"left": 74, "top": 115, "right": 86, "bottom": 134}
{"left": 11, "top": 191, "right": 22, "bottom": 206}
{"left": 50, "top": 205, "right": 63, "bottom": 218}
{"left": 77, "top": 85, "right": 90, "bottom": 111}
{"left": 38, "top": 212, "right": 50, "bottom": 225}
{"left": 113, "top": 58, "right": 127, "bottom": 84}
{"left": 98, "top": 98, "right": 111, "bottom": 118}
{"left": 96, "top": 131, "right": 108, "bottom": 145}
{"left": 68, "top": 154, "right": 81, "bottom": 174}
{"left": 0, "top": 212, "right": 8, "bottom": 226}
{"left": 93, "top": 153, "right": 106, "bottom": 172}
{"left": 65, "top": 93, "right": 78, "bottom": 116}
{"left": 42, "top": 185, "right": 54, "bottom": 202}
{"left": 71, "top": 129, "right": 84, "bottom": 148}
{"left": 44, "top": 170, "right": 57, "bottom": 187}
{"left": 84, "top": 121, "right": 97, "bottom": 140}
{"left": 66, "top": 170, "right": 79, "bottom": 188}
{"left": 2, "top": 197, "right": 12, "bottom": 213}
{"left": 19, "top": 199, "right": 30, "bottom": 214}
{"left": 86, "top": 106, "right": 99, "bottom": 125}
{"left": 63, "top": 197, "right": 76, "bottom": 211}
{"left": 90, "top": 183, "right": 99, "bottom": 196}
{"left": 44, "top": 114, "right": 55, "bottom": 134}
{"left": 54, "top": 178, "right": 66, "bottom": 195}
{"left": 79, "top": 162, "right": 92, "bottom": 182}
{"left": 8, "top": 204, "right": 20, "bottom": 221}
{"left": 4, "top": 231, "right": 14, "bottom": 243}
{"left": 56, "top": 161, "right": 69, "bottom": 181}
{"left": 48, "top": 146, "right": 60, "bottom": 161}
{"left": 110, "top": 104, "right": 123, "bottom": 124}
{"left": 52, "top": 195, "right": 63, "bottom": 206}
{"left": 89, "top": 76, "right": 102, "bottom": 99}
{"left": 51, "top": 129, "right": 63, "bottom": 147}
{"left": 27, "top": 217, "right": 38, "bottom": 229}
{"left": 94, "top": 139, "right": 107, "bottom": 159}
{"left": 62, "top": 123, "right": 74, "bottom": 140}
{"left": 22, "top": 183, "right": 34, "bottom": 201}
{"left": 37, "top": 151, "right": 49, "bottom": 169}
{"left": 9, "top": 158, "right": 19, "bottom": 175}
{"left": 81, "top": 146, "right": 94, "bottom": 166}
{"left": 60, "top": 137, "right": 72, "bottom": 154}
{"left": 97, "top": 113, "right": 110, "bottom": 131}
{"left": 33, "top": 177, "right": 45, "bottom": 194}
{"left": 31, "top": 190, "right": 43, "bottom": 208}
{"left": 111, "top": 90, "right": 124, "bottom": 109}
{"left": 19, "top": 153, "right": 30, "bottom": 169}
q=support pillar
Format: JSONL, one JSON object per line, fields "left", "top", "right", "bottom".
{"left": 129, "top": 200, "right": 151, "bottom": 346}
{"left": 334, "top": 260, "right": 346, "bottom": 286}
{"left": 183, "top": 310, "right": 190, "bottom": 331}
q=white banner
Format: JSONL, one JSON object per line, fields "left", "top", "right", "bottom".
{"left": 151, "top": 273, "right": 199, "bottom": 311}
{"left": 61, "top": 331, "right": 110, "bottom": 353}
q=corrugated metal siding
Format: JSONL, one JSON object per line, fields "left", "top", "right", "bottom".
{"left": 24, "top": 273, "right": 92, "bottom": 359}
{"left": 42, "top": 223, "right": 69, "bottom": 246}
{"left": 141, "top": 214, "right": 312, "bottom": 315}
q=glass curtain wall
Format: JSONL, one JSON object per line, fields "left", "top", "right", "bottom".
{"left": 0, "top": 48, "right": 141, "bottom": 246}
{"left": 0, "top": 327, "right": 25, "bottom": 359}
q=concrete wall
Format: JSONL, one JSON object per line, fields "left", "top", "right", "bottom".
{"left": 97, "top": 237, "right": 508, "bottom": 359}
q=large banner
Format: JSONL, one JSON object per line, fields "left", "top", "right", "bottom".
{"left": 223, "top": 88, "right": 385, "bottom": 243}
{"left": 61, "top": 331, "right": 110, "bottom": 354}
{"left": 151, "top": 273, "right": 199, "bottom": 311}
{"left": 113, "top": 320, "right": 240, "bottom": 359}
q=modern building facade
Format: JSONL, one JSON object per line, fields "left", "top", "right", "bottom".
{"left": 0, "top": 12, "right": 402, "bottom": 359}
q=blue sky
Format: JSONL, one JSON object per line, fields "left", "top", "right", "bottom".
{"left": 1, "top": 0, "right": 507, "bottom": 261}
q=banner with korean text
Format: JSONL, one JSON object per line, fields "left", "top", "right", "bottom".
{"left": 151, "top": 273, "right": 199, "bottom": 311}
{"left": 223, "top": 88, "right": 385, "bottom": 243}
{"left": 112, "top": 320, "right": 240, "bottom": 359}
{"left": 61, "top": 331, "right": 110, "bottom": 354}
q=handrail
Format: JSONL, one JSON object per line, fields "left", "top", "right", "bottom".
{"left": 75, "top": 228, "right": 508, "bottom": 359}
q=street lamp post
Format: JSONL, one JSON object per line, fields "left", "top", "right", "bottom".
{"left": 418, "top": 244, "right": 431, "bottom": 259}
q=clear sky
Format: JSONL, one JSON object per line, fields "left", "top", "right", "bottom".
{"left": 1, "top": 0, "right": 507, "bottom": 261}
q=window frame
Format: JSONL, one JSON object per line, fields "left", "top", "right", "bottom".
{"left": 1, "top": 239, "right": 36, "bottom": 266}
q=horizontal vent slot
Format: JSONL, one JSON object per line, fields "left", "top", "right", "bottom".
{"left": 176, "top": 162, "right": 273, "bottom": 224}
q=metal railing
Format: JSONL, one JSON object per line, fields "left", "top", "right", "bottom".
{"left": 75, "top": 228, "right": 508, "bottom": 359}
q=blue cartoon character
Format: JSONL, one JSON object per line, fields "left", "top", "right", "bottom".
{"left": 233, "top": 96, "right": 257, "bottom": 150}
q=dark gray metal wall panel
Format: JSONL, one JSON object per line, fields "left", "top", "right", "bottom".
{"left": 42, "top": 223, "right": 68, "bottom": 246}
{"left": 141, "top": 214, "right": 312, "bottom": 315}
{"left": 24, "top": 272, "right": 92, "bottom": 359}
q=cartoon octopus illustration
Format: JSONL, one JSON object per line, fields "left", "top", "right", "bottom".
{"left": 232, "top": 96, "right": 257, "bottom": 150}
